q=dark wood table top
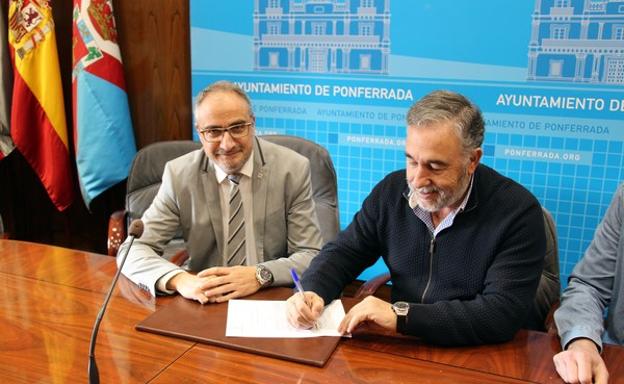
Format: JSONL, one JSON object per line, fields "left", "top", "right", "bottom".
{"left": 1, "top": 239, "right": 622, "bottom": 383}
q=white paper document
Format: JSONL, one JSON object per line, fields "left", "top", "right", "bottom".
{"left": 226, "top": 299, "right": 346, "bottom": 338}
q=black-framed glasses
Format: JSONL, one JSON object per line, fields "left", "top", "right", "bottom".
{"left": 197, "top": 122, "right": 252, "bottom": 142}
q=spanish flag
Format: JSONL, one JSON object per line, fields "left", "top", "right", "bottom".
{"left": 8, "top": 0, "right": 74, "bottom": 211}
{"left": 0, "top": 1, "right": 15, "bottom": 160}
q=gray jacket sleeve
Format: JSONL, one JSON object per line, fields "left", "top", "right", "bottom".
{"left": 554, "top": 184, "right": 623, "bottom": 351}
{"left": 117, "top": 162, "right": 184, "bottom": 297}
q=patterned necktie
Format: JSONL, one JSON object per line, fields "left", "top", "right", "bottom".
{"left": 226, "top": 174, "right": 246, "bottom": 266}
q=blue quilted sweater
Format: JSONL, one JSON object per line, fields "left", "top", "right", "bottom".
{"left": 302, "top": 164, "right": 546, "bottom": 346}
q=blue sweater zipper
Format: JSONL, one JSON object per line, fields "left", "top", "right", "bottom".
{"left": 420, "top": 235, "right": 436, "bottom": 303}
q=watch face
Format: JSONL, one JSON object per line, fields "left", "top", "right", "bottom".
{"left": 256, "top": 266, "right": 273, "bottom": 286}
{"left": 393, "top": 301, "right": 409, "bottom": 316}
{"left": 260, "top": 268, "right": 272, "bottom": 280}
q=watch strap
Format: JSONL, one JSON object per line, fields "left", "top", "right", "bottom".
{"left": 396, "top": 312, "right": 407, "bottom": 333}
{"left": 392, "top": 302, "right": 409, "bottom": 333}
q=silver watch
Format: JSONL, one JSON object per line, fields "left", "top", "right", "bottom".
{"left": 255, "top": 265, "right": 274, "bottom": 288}
{"left": 392, "top": 301, "right": 409, "bottom": 333}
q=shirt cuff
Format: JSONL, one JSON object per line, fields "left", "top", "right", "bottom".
{"left": 560, "top": 328, "right": 604, "bottom": 353}
{"left": 156, "top": 269, "right": 186, "bottom": 294}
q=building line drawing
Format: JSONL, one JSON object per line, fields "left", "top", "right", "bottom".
{"left": 254, "top": 0, "right": 390, "bottom": 74}
{"left": 528, "top": 0, "right": 624, "bottom": 84}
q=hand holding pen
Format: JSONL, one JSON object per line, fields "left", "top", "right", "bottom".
{"left": 288, "top": 268, "right": 323, "bottom": 330}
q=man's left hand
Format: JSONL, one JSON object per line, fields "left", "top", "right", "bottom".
{"left": 338, "top": 295, "right": 397, "bottom": 334}
{"left": 197, "top": 266, "right": 260, "bottom": 303}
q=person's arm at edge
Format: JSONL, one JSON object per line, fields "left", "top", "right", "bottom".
{"left": 551, "top": 184, "right": 623, "bottom": 384}
{"left": 554, "top": 184, "right": 621, "bottom": 351}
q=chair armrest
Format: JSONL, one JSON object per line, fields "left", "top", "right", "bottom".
{"left": 108, "top": 209, "right": 189, "bottom": 266}
{"left": 353, "top": 272, "right": 391, "bottom": 300}
{"left": 108, "top": 209, "right": 127, "bottom": 256}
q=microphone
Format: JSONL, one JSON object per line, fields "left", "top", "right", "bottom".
{"left": 88, "top": 219, "right": 144, "bottom": 384}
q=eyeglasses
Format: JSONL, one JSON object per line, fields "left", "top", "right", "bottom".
{"left": 197, "top": 122, "right": 252, "bottom": 142}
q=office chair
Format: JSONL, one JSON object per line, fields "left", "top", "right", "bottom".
{"left": 107, "top": 135, "right": 339, "bottom": 263}
{"left": 354, "top": 207, "right": 561, "bottom": 331}
{"left": 527, "top": 207, "right": 561, "bottom": 330}
{"left": 107, "top": 140, "right": 200, "bottom": 258}
{"left": 260, "top": 134, "right": 339, "bottom": 244}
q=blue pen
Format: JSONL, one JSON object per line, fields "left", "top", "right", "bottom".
{"left": 290, "top": 268, "right": 318, "bottom": 329}
{"left": 290, "top": 268, "right": 305, "bottom": 296}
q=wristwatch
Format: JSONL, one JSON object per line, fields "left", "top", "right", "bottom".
{"left": 392, "top": 301, "right": 410, "bottom": 333}
{"left": 255, "top": 265, "right": 274, "bottom": 288}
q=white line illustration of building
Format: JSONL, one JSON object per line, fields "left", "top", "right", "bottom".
{"left": 254, "top": 0, "right": 390, "bottom": 74}
{"left": 528, "top": 0, "right": 624, "bottom": 84}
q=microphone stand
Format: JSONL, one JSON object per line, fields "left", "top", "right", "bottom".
{"left": 88, "top": 220, "right": 143, "bottom": 384}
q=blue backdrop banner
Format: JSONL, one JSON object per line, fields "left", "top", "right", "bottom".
{"left": 190, "top": 0, "right": 624, "bottom": 284}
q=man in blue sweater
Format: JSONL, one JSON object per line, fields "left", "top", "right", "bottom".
{"left": 286, "top": 90, "right": 546, "bottom": 346}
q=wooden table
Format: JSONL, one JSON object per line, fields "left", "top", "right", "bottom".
{"left": 1, "top": 240, "right": 622, "bottom": 383}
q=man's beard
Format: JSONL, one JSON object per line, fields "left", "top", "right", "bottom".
{"left": 408, "top": 168, "right": 471, "bottom": 213}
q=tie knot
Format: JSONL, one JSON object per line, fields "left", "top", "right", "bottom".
{"left": 227, "top": 174, "right": 241, "bottom": 185}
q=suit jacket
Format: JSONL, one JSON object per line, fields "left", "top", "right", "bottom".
{"left": 118, "top": 137, "right": 323, "bottom": 296}
{"left": 555, "top": 183, "right": 624, "bottom": 349}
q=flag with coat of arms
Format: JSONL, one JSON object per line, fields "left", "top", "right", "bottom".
{"left": 72, "top": 0, "right": 136, "bottom": 207}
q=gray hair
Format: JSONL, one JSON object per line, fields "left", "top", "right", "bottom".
{"left": 193, "top": 80, "right": 254, "bottom": 120}
{"left": 406, "top": 90, "right": 484, "bottom": 153}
